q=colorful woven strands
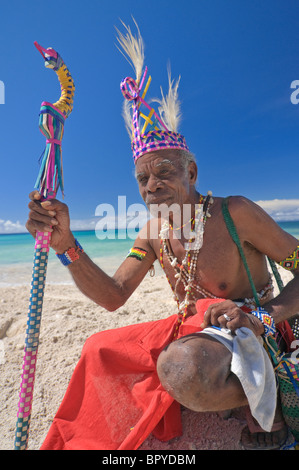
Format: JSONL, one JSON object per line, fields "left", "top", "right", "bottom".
{"left": 279, "top": 245, "right": 299, "bottom": 271}
{"left": 35, "top": 103, "right": 65, "bottom": 199}
{"left": 266, "top": 335, "right": 299, "bottom": 444}
{"left": 33, "top": 42, "right": 75, "bottom": 199}
{"left": 34, "top": 41, "right": 75, "bottom": 118}
{"left": 120, "top": 68, "right": 189, "bottom": 163}
{"left": 14, "top": 232, "right": 50, "bottom": 449}
{"left": 14, "top": 43, "right": 74, "bottom": 451}
{"left": 116, "top": 22, "right": 189, "bottom": 163}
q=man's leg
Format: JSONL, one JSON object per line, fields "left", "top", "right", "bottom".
{"left": 156, "top": 333, "right": 247, "bottom": 412}
{"left": 157, "top": 332, "right": 287, "bottom": 450}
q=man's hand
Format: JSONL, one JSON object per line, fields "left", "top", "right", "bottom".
{"left": 26, "top": 190, "right": 75, "bottom": 253}
{"left": 201, "top": 300, "right": 265, "bottom": 336}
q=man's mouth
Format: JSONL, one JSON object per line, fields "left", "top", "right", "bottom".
{"left": 145, "top": 188, "right": 173, "bottom": 204}
{"left": 145, "top": 194, "right": 172, "bottom": 205}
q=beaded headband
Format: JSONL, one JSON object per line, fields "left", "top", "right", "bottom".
{"left": 117, "top": 21, "right": 190, "bottom": 163}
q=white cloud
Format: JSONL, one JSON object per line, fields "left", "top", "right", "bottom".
{"left": 70, "top": 218, "right": 97, "bottom": 231}
{"left": 0, "top": 219, "right": 26, "bottom": 234}
{"left": 255, "top": 199, "right": 299, "bottom": 221}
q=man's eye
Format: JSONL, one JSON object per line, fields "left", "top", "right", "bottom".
{"left": 138, "top": 177, "right": 148, "bottom": 184}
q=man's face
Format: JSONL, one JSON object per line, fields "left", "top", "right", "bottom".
{"left": 135, "top": 150, "right": 197, "bottom": 209}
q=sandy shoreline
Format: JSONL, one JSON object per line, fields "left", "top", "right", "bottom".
{"left": 0, "top": 265, "right": 294, "bottom": 450}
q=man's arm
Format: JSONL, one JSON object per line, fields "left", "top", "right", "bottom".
{"left": 261, "top": 269, "right": 299, "bottom": 325}
{"left": 231, "top": 196, "right": 299, "bottom": 325}
{"left": 202, "top": 196, "right": 299, "bottom": 335}
{"left": 26, "top": 191, "right": 157, "bottom": 311}
{"left": 65, "top": 229, "right": 156, "bottom": 311}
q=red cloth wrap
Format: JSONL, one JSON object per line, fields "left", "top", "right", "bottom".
{"left": 40, "top": 298, "right": 295, "bottom": 450}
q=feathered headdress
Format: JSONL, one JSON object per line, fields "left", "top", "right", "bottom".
{"left": 116, "top": 20, "right": 189, "bottom": 163}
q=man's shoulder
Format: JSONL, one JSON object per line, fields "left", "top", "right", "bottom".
{"left": 223, "top": 194, "right": 282, "bottom": 243}
{"left": 221, "top": 195, "right": 269, "bottom": 231}
{"left": 225, "top": 195, "right": 258, "bottom": 217}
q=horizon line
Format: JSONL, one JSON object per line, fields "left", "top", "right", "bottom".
{"left": 1, "top": 218, "right": 299, "bottom": 236}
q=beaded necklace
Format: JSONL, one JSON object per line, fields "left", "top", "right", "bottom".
{"left": 159, "top": 192, "right": 213, "bottom": 339}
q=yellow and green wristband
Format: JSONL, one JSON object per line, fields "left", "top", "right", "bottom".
{"left": 126, "top": 247, "right": 147, "bottom": 261}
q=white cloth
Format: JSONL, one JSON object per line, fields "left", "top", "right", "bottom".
{"left": 201, "top": 326, "right": 277, "bottom": 432}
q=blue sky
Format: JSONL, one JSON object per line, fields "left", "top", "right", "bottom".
{"left": 1, "top": 0, "right": 299, "bottom": 233}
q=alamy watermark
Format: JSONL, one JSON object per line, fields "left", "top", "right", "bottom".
{"left": 290, "top": 80, "right": 299, "bottom": 104}
{"left": 94, "top": 195, "right": 202, "bottom": 246}
{"left": 0, "top": 80, "right": 4, "bottom": 104}
{"left": 95, "top": 197, "right": 147, "bottom": 240}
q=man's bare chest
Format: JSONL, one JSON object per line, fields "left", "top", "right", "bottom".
{"left": 163, "top": 228, "right": 242, "bottom": 296}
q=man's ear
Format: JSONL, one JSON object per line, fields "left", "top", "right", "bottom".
{"left": 188, "top": 161, "right": 198, "bottom": 185}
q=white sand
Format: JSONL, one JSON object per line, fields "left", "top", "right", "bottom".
{"left": 0, "top": 264, "right": 293, "bottom": 450}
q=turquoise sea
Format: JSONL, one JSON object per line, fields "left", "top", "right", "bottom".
{"left": 0, "top": 229, "right": 138, "bottom": 286}
{"left": 0, "top": 222, "right": 299, "bottom": 286}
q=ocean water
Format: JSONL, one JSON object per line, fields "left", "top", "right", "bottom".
{"left": 0, "top": 229, "right": 138, "bottom": 286}
{"left": 0, "top": 222, "right": 298, "bottom": 286}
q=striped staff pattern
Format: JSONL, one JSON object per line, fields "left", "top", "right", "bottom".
{"left": 14, "top": 42, "right": 75, "bottom": 450}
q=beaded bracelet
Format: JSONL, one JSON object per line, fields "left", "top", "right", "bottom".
{"left": 250, "top": 307, "right": 276, "bottom": 337}
{"left": 56, "top": 239, "right": 84, "bottom": 266}
{"left": 279, "top": 245, "right": 299, "bottom": 271}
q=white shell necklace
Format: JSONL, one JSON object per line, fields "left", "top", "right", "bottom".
{"left": 159, "top": 192, "right": 213, "bottom": 338}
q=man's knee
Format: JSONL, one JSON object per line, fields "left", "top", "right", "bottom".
{"left": 157, "top": 337, "right": 201, "bottom": 408}
{"left": 157, "top": 333, "right": 243, "bottom": 412}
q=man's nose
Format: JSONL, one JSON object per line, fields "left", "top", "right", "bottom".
{"left": 147, "top": 174, "right": 161, "bottom": 192}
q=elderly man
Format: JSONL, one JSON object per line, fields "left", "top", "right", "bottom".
{"left": 26, "top": 25, "right": 299, "bottom": 450}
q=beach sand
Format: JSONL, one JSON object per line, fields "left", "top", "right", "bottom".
{"left": 0, "top": 264, "right": 294, "bottom": 450}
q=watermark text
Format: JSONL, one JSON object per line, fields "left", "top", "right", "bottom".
{"left": 94, "top": 196, "right": 202, "bottom": 246}
{"left": 290, "top": 80, "right": 299, "bottom": 104}
{"left": 0, "top": 80, "right": 4, "bottom": 104}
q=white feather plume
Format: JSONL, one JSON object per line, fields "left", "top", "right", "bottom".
{"left": 115, "top": 19, "right": 145, "bottom": 83}
{"left": 122, "top": 99, "right": 133, "bottom": 136}
{"left": 153, "top": 67, "right": 182, "bottom": 133}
